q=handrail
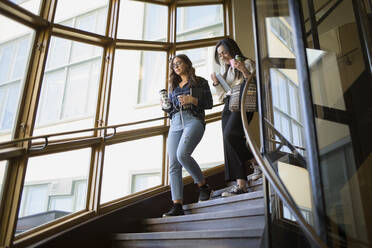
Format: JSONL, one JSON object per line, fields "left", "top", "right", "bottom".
{"left": 0, "top": 116, "right": 168, "bottom": 149}
{"left": 240, "top": 77, "right": 327, "bottom": 248}
{"left": 0, "top": 102, "right": 224, "bottom": 150}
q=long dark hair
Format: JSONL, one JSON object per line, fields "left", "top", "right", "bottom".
{"left": 214, "top": 38, "right": 247, "bottom": 80}
{"left": 169, "top": 54, "right": 198, "bottom": 91}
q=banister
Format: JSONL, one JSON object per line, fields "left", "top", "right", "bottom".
{"left": 240, "top": 77, "right": 327, "bottom": 248}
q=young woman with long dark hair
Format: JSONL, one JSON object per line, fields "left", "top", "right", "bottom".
{"left": 211, "top": 38, "right": 261, "bottom": 197}
{"left": 161, "top": 54, "right": 213, "bottom": 216}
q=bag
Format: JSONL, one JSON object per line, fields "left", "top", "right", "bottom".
{"left": 228, "top": 78, "right": 257, "bottom": 112}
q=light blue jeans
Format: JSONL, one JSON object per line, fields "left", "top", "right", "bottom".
{"left": 167, "top": 111, "right": 205, "bottom": 201}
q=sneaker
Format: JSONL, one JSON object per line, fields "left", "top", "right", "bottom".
{"left": 250, "top": 165, "right": 262, "bottom": 181}
{"left": 199, "top": 184, "right": 212, "bottom": 201}
{"left": 162, "top": 204, "right": 184, "bottom": 217}
{"left": 221, "top": 185, "right": 248, "bottom": 197}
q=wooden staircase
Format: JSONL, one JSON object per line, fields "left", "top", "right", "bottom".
{"left": 111, "top": 179, "right": 265, "bottom": 248}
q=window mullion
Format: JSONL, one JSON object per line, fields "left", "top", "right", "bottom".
{"left": 88, "top": 0, "right": 119, "bottom": 213}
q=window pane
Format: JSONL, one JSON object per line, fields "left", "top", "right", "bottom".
{"left": 0, "top": 161, "right": 8, "bottom": 207}
{"left": 0, "top": 15, "right": 33, "bottom": 142}
{"left": 46, "top": 38, "right": 71, "bottom": 70}
{"left": 1, "top": 83, "right": 20, "bottom": 130}
{"left": 8, "top": 0, "right": 42, "bottom": 15}
{"left": 292, "top": 123, "right": 303, "bottom": 148}
{"left": 54, "top": 0, "right": 108, "bottom": 35}
{"left": 288, "top": 84, "right": 299, "bottom": 120}
{"left": 36, "top": 70, "right": 66, "bottom": 124}
{"left": 16, "top": 149, "right": 90, "bottom": 234}
{"left": 34, "top": 37, "right": 102, "bottom": 137}
{"left": 177, "top": 47, "right": 223, "bottom": 114}
{"left": 117, "top": 1, "right": 167, "bottom": 41}
{"left": 176, "top": 5, "right": 224, "bottom": 42}
{"left": 108, "top": 50, "right": 166, "bottom": 130}
{"left": 101, "top": 136, "right": 163, "bottom": 204}
{"left": 278, "top": 74, "right": 289, "bottom": 114}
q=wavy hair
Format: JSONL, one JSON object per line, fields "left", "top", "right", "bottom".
{"left": 169, "top": 54, "right": 198, "bottom": 92}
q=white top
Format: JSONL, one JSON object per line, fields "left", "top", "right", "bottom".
{"left": 214, "top": 58, "right": 255, "bottom": 103}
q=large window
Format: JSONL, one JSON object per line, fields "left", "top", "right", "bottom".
{"left": 0, "top": 15, "right": 33, "bottom": 142}
{"left": 0, "top": 1, "right": 230, "bottom": 243}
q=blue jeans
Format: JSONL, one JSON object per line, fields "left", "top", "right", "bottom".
{"left": 167, "top": 111, "right": 205, "bottom": 201}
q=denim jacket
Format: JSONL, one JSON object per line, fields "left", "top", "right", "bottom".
{"left": 164, "top": 76, "right": 213, "bottom": 124}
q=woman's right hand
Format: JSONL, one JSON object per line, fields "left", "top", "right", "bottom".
{"left": 211, "top": 73, "right": 219, "bottom": 86}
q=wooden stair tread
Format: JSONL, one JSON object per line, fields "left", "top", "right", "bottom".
{"left": 144, "top": 207, "right": 264, "bottom": 224}
{"left": 212, "top": 178, "right": 263, "bottom": 198}
{"left": 183, "top": 190, "right": 264, "bottom": 210}
{"left": 112, "top": 227, "right": 264, "bottom": 240}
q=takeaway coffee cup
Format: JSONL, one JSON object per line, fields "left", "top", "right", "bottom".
{"left": 159, "top": 89, "right": 171, "bottom": 110}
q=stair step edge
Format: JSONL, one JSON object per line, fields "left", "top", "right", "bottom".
{"left": 111, "top": 227, "right": 264, "bottom": 240}
{"left": 145, "top": 207, "right": 265, "bottom": 224}
{"left": 184, "top": 191, "right": 264, "bottom": 210}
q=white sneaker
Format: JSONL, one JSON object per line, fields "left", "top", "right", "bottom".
{"left": 221, "top": 185, "right": 248, "bottom": 197}
{"left": 249, "top": 165, "right": 262, "bottom": 181}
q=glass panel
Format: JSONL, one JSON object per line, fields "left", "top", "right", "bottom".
{"left": 117, "top": 1, "right": 167, "bottom": 41}
{"left": 54, "top": 0, "right": 108, "bottom": 35}
{"left": 176, "top": 5, "right": 224, "bottom": 42}
{"left": 8, "top": 0, "right": 42, "bottom": 15}
{"left": 254, "top": 0, "right": 314, "bottom": 227}
{"left": 16, "top": 149, "right": 90, "bottom": 234}
{"left": 303, "top": 0, "right": 372, "bottom": 244}
{"left": 108, "top": 50, "right": 166, "bottom": 130}
{"left": 101, "top": 136, "right": 163, "bottom": 204}
{"left": 0, "top": 15, "right": 33, "bottom": 142}
{"left": 0, "top": 161, "right": 8, "bottom": 206}
{"left": 177, "top": 47, "right": 223, "bottom": 114}
{"left": 34, "top": 37, "right": 102, "bottom": 138}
